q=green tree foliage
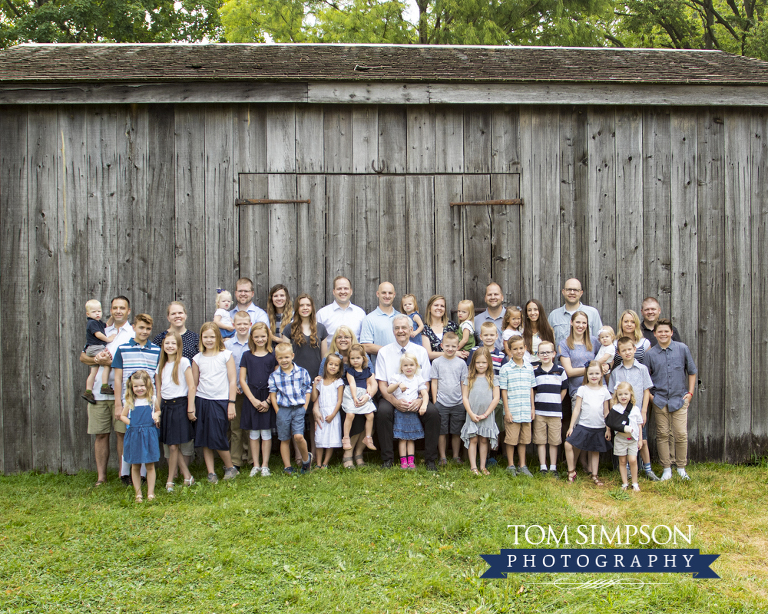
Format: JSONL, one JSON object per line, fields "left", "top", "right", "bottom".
{"left": 219, "top": 0, "right": 612, "bottom": 46}
{"left": 0, "top": 0, "right": 224, "bottom": 47}
{"left": 610, "top": 0, "right": 768, "bottom": 60}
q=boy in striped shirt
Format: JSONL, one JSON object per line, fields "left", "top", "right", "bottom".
{"left": 532, "top": 341, "right": 568, "bottom": 477}
{"left": 499, "top": 336, "right": 536, "bottom": 476}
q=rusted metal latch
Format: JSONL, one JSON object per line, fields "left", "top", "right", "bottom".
{"left": 449, "top": 199, "right": 523, "bottom": 207}
{"left": 235, "top": 199, "right": 311, "bottom": 205}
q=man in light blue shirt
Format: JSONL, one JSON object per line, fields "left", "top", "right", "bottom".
{"left": 548, "top": 278, "right": 603, "bottom": 350}
{"left": 474, "top": 282, "right": 507, "bottom": 352}
{"left": 359, "top": 281, "right": 400, "bottom": 370}
{"left": 230, "top": 277, "right": 269, "bottom": 326}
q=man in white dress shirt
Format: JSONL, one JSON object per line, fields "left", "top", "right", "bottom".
{"left": 317, "top": 276, "right": 366, "bottom": 339}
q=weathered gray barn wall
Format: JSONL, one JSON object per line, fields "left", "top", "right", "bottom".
{"left": 0, "top": 102, "right": 766, "bottom": 473}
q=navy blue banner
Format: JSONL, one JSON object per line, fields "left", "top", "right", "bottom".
{"left": 481, "top": 549, "right": 719, "bottom": 579}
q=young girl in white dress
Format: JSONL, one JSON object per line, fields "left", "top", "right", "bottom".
{"left": 213, "top": 290, "right": 235, "bottom": 339}
{"left": 311, "top": 353, "right": 344, "bottom": 468}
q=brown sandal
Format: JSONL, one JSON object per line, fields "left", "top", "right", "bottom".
{"left": 567, "top": 470, "right": 577, "bottom": 483}
{"left": 471, "top": 467, "right": 480, "bottom": 475}
{"left": 481, "top": 468, "right": 491, "bottom": 476}
{"left": 591, "top": 474, "right": 604, "bottom": 486}
{"left": 362, "top": 435, "right": 377, "bottom": 451}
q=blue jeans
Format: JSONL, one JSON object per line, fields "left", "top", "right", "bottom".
{"left": 276, "top": 405, "right": 306, "bottom": 441}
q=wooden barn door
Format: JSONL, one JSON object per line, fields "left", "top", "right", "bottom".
{"left": 237, "top": 172, "right": 521, "bottom": 314}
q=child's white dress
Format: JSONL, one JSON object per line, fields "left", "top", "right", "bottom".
{"left": 314, "top": 379, "right": 343, "bottom": 448}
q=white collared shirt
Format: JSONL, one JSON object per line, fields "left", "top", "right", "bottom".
{"left": 316, "top": 301, "right": 366, "bottom": 338}
{"left": 375, "top": 341, "right": 432, "bottom": 383}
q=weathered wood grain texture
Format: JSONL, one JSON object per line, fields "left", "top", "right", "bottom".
{"left": 266, "top": 104, "right": 295, "bottom": 173}
{"left": 614, "top": 108, "right": 644, "bottom": 317}
{"left": 642, "top": 108, "right": 672, "bottom": 316}
{"left": 145, "top": 105, "right": 177, "bottom": 325}
{"left": 0, "top": 107, "right": 30, "bottom": 473}
{"left": 529, "top": 107, "right": 560, "bottom": 310}
{"left": 490, "top": 173, "right": 522, "bottom": 307}
{"left": 237, "top": 174, "right": 270, "bottom": 305}
{"left": 353, "top": 175, "right": 380, "bottom": 311}
{"left": 435, "top": 107, "right": 464, "bottom": 173}
{"left": 407, "top": 106, "right": 436, "bottom": 173}
{"left": 233, "top": 104, "right": 267, "bottom": 175}
{"left": 57, "top": 106, "right": 91, "bottom": 474}
{"left": 559, "top": 107, "right": 590, "bottom": 289}
{"left": 461, "top": 174, "right": 492, "bottom": 306}
{"left": 352, "top": 106, "right": 378, "bottom": 174}
{"left": 325, "top": 174, "right": 356, "bottom": 294}
{"left": 406, "top": 175, "right": 436, "bottom": 304}
{"left": 378, "top": 176, "right": 408, "bottom": 297}
{"left": 694, "top": 110, "right": 725, "bottom": 462}
{"left": 205, "top": 106, "right": 236, "bottom": 312}
{"left": 28, "top": 107, "right": 61, "bottom": 471}
{"left": 174, "top": 105, "right": 207, "bottom": 329}
{"left": 295, "top": 105, "right": 324, "bottom": 173}
{"left": 464, "top": 107, "right": 492, "bottom": 173}
{"left": 308, "top": 83, "right": 429, "bottom": 105}
{"left": 517, "top": 107, "right": 534, "bottom": 305}
{"left": 296, "top": 174, "right": 326, "bottom": 303}
{"left": 491, "top": 105, "right": 521, "bottom": 173}
{"left": 723, "top": 111, "right": 752, "bottom": 463}
{"left": 323, "top": 105, "right": 352, "bottom": 173}
{"left": 377, "top": 106, "right": 406, "bottom": 174}
{"left": 267, "top": 173, "right": 298, "bottom": 293}
{"left": 434, "top": 174, "right": 464, "bottom": 312}
{"left": 751, "top": 111, "right": 768, "bottom": 454}
{"left": 586, "top": 107, "right": 617, "bottom": 325}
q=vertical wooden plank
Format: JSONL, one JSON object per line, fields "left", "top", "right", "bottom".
{"left": 435, "top": 106, "right": 464, "bottom": 173}
{"left": 464, "top": 107, "right": 492, "bottom": 173}
{"left": 669, "top": 109, "right": 698, "bottom": 455}
{"left": 559, "top": 106, "right": 590, "bottom": 287}
{"left": 266, "top": 104, "right": 296, "bottom": 173}
{"left": 378, "top": 176, "right": 408, "bottom": 301}
{"left": 323, "top": 105, "right": 352, "bottom": 174}
{"left": 528, "top": 107, "right": 560, "bottom": 310}
{"left": 28, "top": 107, "right": 60, "bottom": 471}
{"left": 377, "top": 106, "right": 407, "bottom": 174}
{"left": 268, "top": 173, "right": 298, "bottom": 292}
{"left": 751, "top": 110, "right": 768, "bottom": 455}
{"left": 586, "top": 108, "right": 617, "bottom": 325}
{"left": 434, "top": 175, "right": 464, "bottom": 313}
{"left": 58, "top": 107, "right": 90, "bottom": 474}
{"left": 352, "top": 106, "right": 378, "bottom": 174}
{"left": 233, "top": 104, "right": 267, "bottom": 175}
{"left": 724, "top": 111, "right": 752, "bottom": 463}
{"left": 490, "top": 174, "right": 522, "bottom": 307}
{"left": 614, "top": 107, "right": 644, "bottom": 316}
{"left": 461, "top": 174, "right": 492, "bottom": 306}
{"left": 406, "top": 175, "right": 435, "bottom": 305}
{"left": 295, "top": 105, "right": 324, "bottom": 173}
{"left": 326, "top": 174, "right": 355, "bottom": 303}
{"left": 491, "top": 105, "right": 520, "bottom": 173}
{"left": 353, "top": 175, "right": 380, "bottom": 311}
{"left": 0, "top": 107, "right": 30, "bottom": 473}
{"left": 406, "top": 106, "right": 436, "bottom": 173}
{"left": 517, "top": 107, "right": 535, "bottom": 304}
{"left": 296, "top": 174, "right": 326, "bottom": 302}
{"left": 205, "top": 106, "right": 236, "bottom": 313}
{"left": 175, "top": 105, "right": 207, "bottom": 329}
{"left": 643, "top": 108, "right": 673, "bottom": 316}
{"left": 238, "top": 174, "right": 270, "bottom": 306}
{"left": 695, "top": 109, "right": 725, "bottom": 462}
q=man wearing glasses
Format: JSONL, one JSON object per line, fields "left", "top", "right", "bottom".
{"left": 548, "top": 278, "right": 603, "bottom": 351}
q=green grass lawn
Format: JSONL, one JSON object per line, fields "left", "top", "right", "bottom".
{"left": 1, "top": 459, "right": 767, "bottom": 613}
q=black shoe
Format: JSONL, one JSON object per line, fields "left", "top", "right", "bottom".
{"left": 120, "top": 475, "right": 132, "bottom": 486}
{"left": 141, "top": 476, "right": 147, "bottom": 484}
{"left": 381, "top": 460, "right": 393, "bottom": 469}
{"left": 426, "top": 460, "right": 438, "bottom": 472}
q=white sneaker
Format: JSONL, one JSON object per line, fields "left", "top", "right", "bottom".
{"left": 261, "top": 466, "right": 271, "bottom": 477}
{"left": 249, "top": 466, "right": 260, "bottom": 477}
{"left": 660, "top": 468, "right": 673, "bottom": 481}
{"left": 632, "top": 483, "right": 641, "bottom": 492}
{"left": 677, "top": 468, "right": 690, "bottom": 480}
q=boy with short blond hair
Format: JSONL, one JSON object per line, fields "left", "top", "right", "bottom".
{"left": 532, "top": 340, "right": 568, "bottom": 476}
{"left": 431, "top": 330, "right": 469, "bottom": 465}
{"left": 269, "top": 342, "right": 313, "bottom": 474}
{"left": 82, "top": 299, "right": 117, "bottom": 403}
{"left": 225, "top": 310, "right": 255, "bottom": 470}
{"left": 499, "top": 336, "right": 536, "bottom": 476}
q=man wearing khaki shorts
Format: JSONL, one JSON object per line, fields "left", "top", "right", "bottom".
{"left": 79, "top": 296, "right": 134, "bottom": 486}
{"left": 532, "top": 341, "right": 568, "bottom": 477}
{"left": 499, "top": 336, "right": 536, "bottom": 477}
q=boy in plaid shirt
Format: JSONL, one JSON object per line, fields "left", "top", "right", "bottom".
{"left": 269, "top": 343, "right": 313, "bottom": 474}
{"left": 499, "top": 336, "right": 536, "bottom": 476}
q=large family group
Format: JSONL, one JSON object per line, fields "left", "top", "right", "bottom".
{"left": 80, "top": 276, "right": 697, "bottom": 502}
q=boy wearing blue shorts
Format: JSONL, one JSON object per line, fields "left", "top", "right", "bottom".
{"left": 269, "top": 342, "right": 313, "bottom": 474}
